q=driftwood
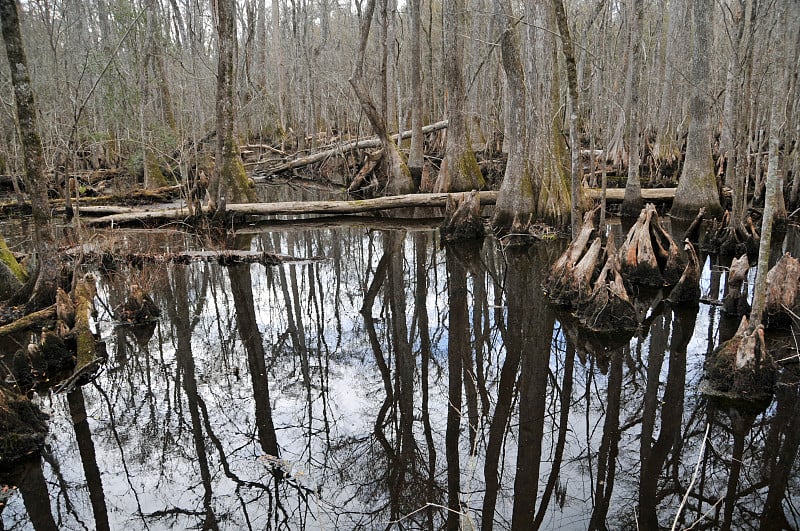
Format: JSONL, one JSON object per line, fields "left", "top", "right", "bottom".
{"left": 67, "top": 248, "right": 313, "bottom": 267}
{"left": 666, "top": 240, "right": 701, "bottom": 306}
{"left": 442, "top": 190, "right": 485, "bottom": 240}
{"left": 251, "top": 121, "right": 448, "bottom": 179}
{"left": 703, "top": 316, "right": 776, "bottom": 403}
{"left": 618, "top": 204, "right": 685, "bottom": 287}
{"left": 723, "top": 254, "right": 751, "bottom": 316}
{"left": 84, "top": 191, "right": 499, "bottom": 226}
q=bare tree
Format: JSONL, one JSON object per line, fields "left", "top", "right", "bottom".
{"left": 209, "top": 0, "right": 258, "bottom": 216}
{"left": 0, "top": 0, "right": 59, "bottom": 311}
{"left": 619, "top": 0, "right": 643, "bottom": 218}
{"left": 350, "top": 0, "right": 415, "bottom": 195}
{"left": 434, "top": 0, "right": 485, "bottom": 192}
{"left": 670, "top": 0, "right": 723, "bottom": 220}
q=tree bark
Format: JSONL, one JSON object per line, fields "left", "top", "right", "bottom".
{"left": 435, "top": 0, "right": 485, "bottom": 192}
{"left": 210, "top": 0, "right": 257, "bottom": 216}
{"left": 1, "top": 0, "right": 59, "bottom": 311}
{"left": 349, "top": 0, "right": 415, "bottom": 195}
{"left": 670, "top": 0, "right": 723, "bottom": 220}
{"left": 619, "top": 0, "right": 644, "bottom": 218}
{"left": 492, "top": 3, "right": 535, "bottom": 233}
{"left": 407, "top": 0, "right": 425, "bottom": 185}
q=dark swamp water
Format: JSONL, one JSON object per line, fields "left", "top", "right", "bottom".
{"left": 3, "top": 187, "right": 800, "bottom": 530}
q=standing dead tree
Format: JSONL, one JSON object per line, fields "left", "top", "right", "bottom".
{"left": 349, "top": 0, "right": 415, "bottom": 196}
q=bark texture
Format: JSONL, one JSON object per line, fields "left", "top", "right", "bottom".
{"left": 670, "top": 0, "right": 723, "bottom": 220}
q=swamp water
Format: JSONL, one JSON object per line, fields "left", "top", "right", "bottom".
{"left": 2, "top": 203, "right": 800, "bottom": 530}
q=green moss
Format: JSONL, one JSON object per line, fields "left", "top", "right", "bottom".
{"left": 145, "top": 151, "right": 170, "bottom": 189}
{"left": 0, "top": 235, "right": 27, "bottom": 283}
{"left": 223, "top": 153, "right": 257, "bottom": 203}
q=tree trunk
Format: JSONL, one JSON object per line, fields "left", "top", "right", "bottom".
{"left": 349, "top": 0, "right": 415, "bottom": 195}
{"left": 620, "top": 0, "right": 644, "bottom": 218}
{"left": 435, "top": 0, "right": 485, "bottom": 192}
{"left": 552, "top": 0, "right": 584, "bottom": 234}
{"left": 492, "top": 1, "right": 534, "bottom": 233}
{"left": 1, "top": 0, "right": 59, "bottom": 312}
{"left": 407, "top": 0, "right": 425, "bottom": 185}
{"left": 210, "top": 0, "right": 257, "bottom": 217}
{"left": 670, "top": 0, "right": 723, "bottom": 220}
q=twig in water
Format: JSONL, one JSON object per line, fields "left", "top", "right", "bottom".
{"left": 671, "top": 423, "right": 711, "bottom": 531}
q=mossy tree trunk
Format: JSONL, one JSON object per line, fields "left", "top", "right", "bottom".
{"left": 1, "top": 0, "right": 59, "bottom": 312}
{"left": 670, "top": 0, "right": 723, "bottom": 220}
{"left": 209, "top": 0, "right": 257, "bottom": 217}
{"left": 492, "top": 1, "right": 535, "bottom": 234}
{"left": 434, "top": 0, "right": 484, "bottom": 193}
{"left": 349, "top": 0, "right": 415, "bottom": 195}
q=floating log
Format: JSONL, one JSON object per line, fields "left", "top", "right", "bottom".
{"left": 84, "top": 191, "right": 499, "bottom": 226}
{"left": 251, "top": 121, "right": 448, "bottom": 178}
{"left": 585, "top": 187, "right": 676, "bottom": 202}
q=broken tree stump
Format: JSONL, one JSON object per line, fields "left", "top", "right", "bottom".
{"left": 442, "top": 190, "right": 486, "bottom": 240}
{"left": 703, "top": 316, "right": 776, "bottom": 404}
{"left": 618, "top": 203, "right": 685, "bottom": 287}
{"left": 704, "top": 210, "right": 760, "bottom": 257}
{"left": 723, "top": 254, "right": 751, "bottom": 317}
{"left": 0, "top": 384, "right": 49, "bottom": 467}
{"left": 543, "top": 207, "right": 600, "bottom": 305}
{"left": 666, "top": 240, "right": 702, "bottom": 306}
{"left": 577, "top": 236, "right": 637, "bottom": 333}
{"left": 764, "top": 253, "right": 800, "bottom": 328}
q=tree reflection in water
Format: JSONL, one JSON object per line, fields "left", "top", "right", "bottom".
{"left": 2, "top": 228, "right": 800, "bottom": 530}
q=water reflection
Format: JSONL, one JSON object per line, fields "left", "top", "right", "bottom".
{"left": 2, "top": 226, "right": 800, "bottom": 530}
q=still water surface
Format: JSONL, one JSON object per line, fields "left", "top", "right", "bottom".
{"left": 2, "top": 198, "right": 800, "bottom": 530}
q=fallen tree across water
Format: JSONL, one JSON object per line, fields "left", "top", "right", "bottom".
{"left": 83, "top": 191, "right": 499, "bottom": 226}
{"left": 250, "top": 120, "right": 449, "bottom": 179}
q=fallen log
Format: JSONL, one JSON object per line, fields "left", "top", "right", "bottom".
{"left": 585, "top": 187, "right": 677, "bottom": 202}
{"left": 0, "top": 305, "right": 56, "bottom": 337}
{"left": 65, "top": 247, "right": 317, "bottom": 267}
{"left": 84, "top": 191, "right": 499, "bottom": 226}
{"left": 251, "top": 120, "right": 448, "bottom": 178}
